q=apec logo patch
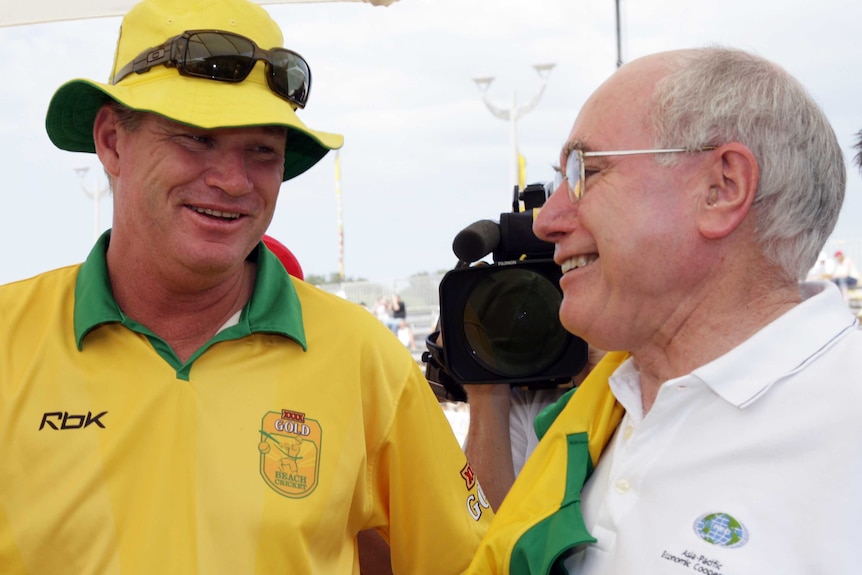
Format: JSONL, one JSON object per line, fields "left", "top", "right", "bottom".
{"left": 693, "top": 512, "right": 749, "bottom": 548}
{"left": 258, "top": 409, "right": 322, "bottom": 498}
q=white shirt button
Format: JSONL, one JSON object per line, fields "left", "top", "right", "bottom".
{"left": 615, "top": 478, "right": 631, "bottom": 494}
{"left": 623, "top": 425, "right": 634, "bottom": 440}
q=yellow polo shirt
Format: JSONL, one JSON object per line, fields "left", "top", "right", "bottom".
{"left": 0, "top": 232, "right": 492, "bottom": 574}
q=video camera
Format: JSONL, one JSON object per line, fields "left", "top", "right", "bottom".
{"left": 424, "top": 183, "right": 588, "bottom": 402}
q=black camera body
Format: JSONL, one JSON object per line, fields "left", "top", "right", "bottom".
{"left": 425, "top": 183, "right": 588, "bottom": 400}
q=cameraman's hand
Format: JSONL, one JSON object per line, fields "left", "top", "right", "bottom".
{"left": 463, "top": 384, "right": 515, "bottom": 511}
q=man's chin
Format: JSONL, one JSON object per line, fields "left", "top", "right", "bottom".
{"left": 558, "top": 298, "right": 599, "bottom": 341}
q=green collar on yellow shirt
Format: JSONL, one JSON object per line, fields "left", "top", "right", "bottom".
{"left": 72, "top": 230, "right": 306, "bottom": 378}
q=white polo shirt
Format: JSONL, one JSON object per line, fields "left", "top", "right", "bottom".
{"left": 566, "top": 281, "right": 862, "bottom": 574}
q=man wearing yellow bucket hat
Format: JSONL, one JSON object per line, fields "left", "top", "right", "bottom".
{"left": 0, "top": 0, "right": 493, "bottom": 573}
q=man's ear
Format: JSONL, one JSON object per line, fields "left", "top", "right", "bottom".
{"left": 93, "top": 105, "right": 121, "bottom": 178}
{"left": 698, "top": 143, "right": 759, "bottom": 240}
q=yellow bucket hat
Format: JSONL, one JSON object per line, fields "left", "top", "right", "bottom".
{"left": 45, "top": 0, "right": 343, "bottom": 182}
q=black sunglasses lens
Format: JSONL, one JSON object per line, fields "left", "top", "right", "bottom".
{"left": 173, "top": 32, "right": 310, "bottom": 107}
{"left": 183, "top": 32, "right": 255, "bottom": 81}
{"left": 269, "top": 50, "right": 310, "bottom": 107}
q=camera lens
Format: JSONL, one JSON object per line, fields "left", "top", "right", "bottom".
{"left": 461, "top": 267, "right": 569, "bottom": 378}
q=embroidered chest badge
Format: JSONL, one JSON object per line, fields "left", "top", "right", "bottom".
{"left": 693, "top": 512, "right": 749, "bottom": 548}
{"left": 259, "top": 409, "right": 323, "bottom": 498}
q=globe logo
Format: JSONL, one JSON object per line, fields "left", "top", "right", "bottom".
{"left": 693, "top": 512, "right": 749, "bottom": 548}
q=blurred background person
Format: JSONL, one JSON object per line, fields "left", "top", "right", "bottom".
{"left": 831, "top": 249, "right": 859, "bottom": 299}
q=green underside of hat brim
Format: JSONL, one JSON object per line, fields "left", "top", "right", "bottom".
{"left": 46, "top": 78, "right": 344, "bottom": 182}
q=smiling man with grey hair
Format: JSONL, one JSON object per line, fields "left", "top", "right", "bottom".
{"left": 466, "top": 47, "right": 862, "bottom": 575}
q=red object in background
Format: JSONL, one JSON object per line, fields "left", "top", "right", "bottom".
{"left": 262, "top": 235, "right": 304, "bottom": 280}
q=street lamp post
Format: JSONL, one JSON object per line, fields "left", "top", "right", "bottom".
{"left": 615, "top": 0, "right": 625, "bottom": 69}
{"left": 473, "top": 63, "right": 555, "bottom": 194}
{"left": 74, "top": 167, "right": 109, "bottom": 242}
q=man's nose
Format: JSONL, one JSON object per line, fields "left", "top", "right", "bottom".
{"left": 206, "top": 150, "right": 254, "bottom": 196}
{"left": 533, "top": 179, "right": 575, "bottom": 242}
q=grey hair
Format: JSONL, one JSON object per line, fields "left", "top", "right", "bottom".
{"left": 649, "top": 47, "right": 845, "bottom": 282}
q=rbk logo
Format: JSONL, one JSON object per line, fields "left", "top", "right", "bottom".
{"left": 39, "top": 411, "right": 108, "bottom": 430}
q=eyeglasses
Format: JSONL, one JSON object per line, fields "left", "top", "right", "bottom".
{"left": 112, "top": 30, "right": 311, "bottom": 109}
{"left": 553, "top": 147, "right": 717, "bottom": 203}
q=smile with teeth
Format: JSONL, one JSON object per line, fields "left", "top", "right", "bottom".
{"left": 561, "top": 254, "right": 598, "bottom": 274}
{"left": 190, "top": 206, "right": 241, "bottom": 220}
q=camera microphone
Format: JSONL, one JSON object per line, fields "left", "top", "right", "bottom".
{"left": 452, "top": 219, "right": 501, "bottom": 264}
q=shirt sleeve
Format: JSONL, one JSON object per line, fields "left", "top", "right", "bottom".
{"left": 370, "top": 364, "right": 494, "bottom": 575}
{"left": 509, "top": 388, "right": 570, "bottom": 476}
{"left": 508, "top": 388, "right": 533, "bottom": 477}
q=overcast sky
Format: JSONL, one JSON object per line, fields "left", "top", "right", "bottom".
{"left": 1, "top": 0, "right": 860, "bottom": 285}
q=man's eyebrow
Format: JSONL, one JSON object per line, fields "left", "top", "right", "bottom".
{"left": 263, "top": 125, "right": 289, "bottom": 137}
{"left": 561, "top": 138, "right": 589, "bottom": 158}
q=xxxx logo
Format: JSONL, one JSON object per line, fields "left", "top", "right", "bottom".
{"left": 258, "top": 410, "right": 322, "bottom": 498}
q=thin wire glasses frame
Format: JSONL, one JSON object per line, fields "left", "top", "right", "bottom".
{"left": 554, "top": 147, "right": 718, "bottom": 203}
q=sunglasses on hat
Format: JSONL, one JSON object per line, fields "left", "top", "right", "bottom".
{"left": 112, "top": 30, "right": 311, "bottom": 109}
